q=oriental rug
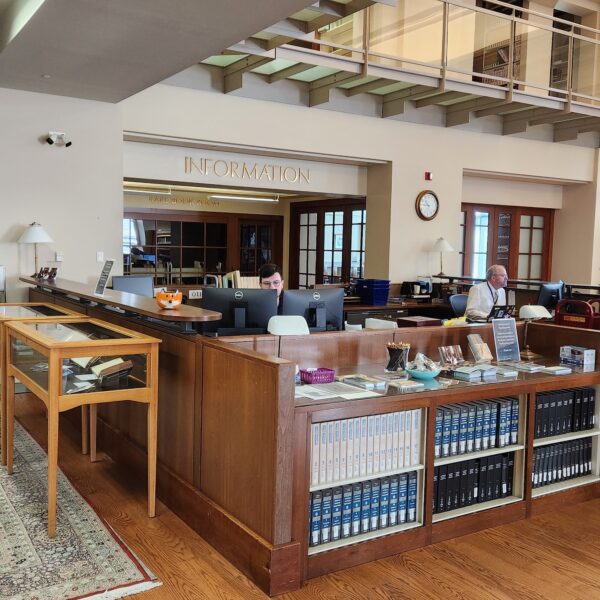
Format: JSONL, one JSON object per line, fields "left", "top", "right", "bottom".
{"left": 0, "top": 421, "right": 161, "bottom": 600}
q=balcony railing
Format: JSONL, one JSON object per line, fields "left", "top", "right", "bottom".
{"left": 303, "top": 0, "right": 600, "bottom": 107}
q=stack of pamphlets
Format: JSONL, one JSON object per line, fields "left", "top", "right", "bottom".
{"left": 499, "top": 361, "right": 545, "bottom": 373}
{"left": 450, "top": 364, "right": 497, "bottom": 381}
{"left": 541, "top": 365, "right": 572, "bottom": 375}
{"left": 338, "top": 374, "right": 387, "bottom": 390}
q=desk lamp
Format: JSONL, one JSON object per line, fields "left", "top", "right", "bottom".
{"left": 432, "top": 237, "right": 454, "bottom": 277}
{"left": 519, "top": 305, "right": 552, "bottom": 360}
{"left": 18, "top": 222, "right": 53, "bottom": 276}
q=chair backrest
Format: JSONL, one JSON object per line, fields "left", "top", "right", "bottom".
{"left": 267, "top": 315, "right": 310, "bottom": 335}
{"left": 449, "top": 294, "right": 468, "bottom": 317}
{"left": 364, "top": 317, "right": 398, "bottom": 329}
{"left": 344, "top": 321, "right": 363, "bottom": 331}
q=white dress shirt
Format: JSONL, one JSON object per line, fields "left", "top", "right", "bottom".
{"left": 465, "top": 281, "right": 506, "bottom": 321}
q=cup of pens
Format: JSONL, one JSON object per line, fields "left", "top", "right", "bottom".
{"left": 386, "top": 341, "right": 410, "bottom": 372}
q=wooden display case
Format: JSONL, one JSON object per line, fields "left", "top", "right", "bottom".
{"left": 4, "top": 317, "right": 160, "bottom": 537}
{"left": 0, "top": 303, "right": 82, "bottom": 466}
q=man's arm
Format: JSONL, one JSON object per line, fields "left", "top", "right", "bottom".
{"left": 465, "top": 284, "right": 489, "bottom": 321}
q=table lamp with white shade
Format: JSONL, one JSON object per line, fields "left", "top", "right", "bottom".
{"left": 18, "top": 222, "right": 53, "bottom": 275}
{"left": 432, "top": 237, "right": 454, "bottom": 277}
{"left": 519, "top": 304, "right": 552, "bottom": 360}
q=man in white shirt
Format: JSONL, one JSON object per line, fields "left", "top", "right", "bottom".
{"left": 465, "top": 265, "right": 508, "bottom": 321}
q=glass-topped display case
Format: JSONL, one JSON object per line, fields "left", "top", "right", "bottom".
{"left": 0, "top": 302, "right": 82, "bottom": 467}
{"left": 4, "top": 317, "right": 160, "bottom": 537}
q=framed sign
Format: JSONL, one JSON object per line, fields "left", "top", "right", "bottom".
{"left": 492, "top": 318, "right": 520, "bottom": 362}
{"left": 94, "top": 260, "right": 115, "bottom": 296}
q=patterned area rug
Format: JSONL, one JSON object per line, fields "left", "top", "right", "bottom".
{"left": 0, "top": 421, "right": 161, "bottom": 600}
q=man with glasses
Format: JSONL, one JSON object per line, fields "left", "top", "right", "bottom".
{"left": 465, "top": 265, "right": 508, "bottom": 322}
{"left": 259, "top": 263, "right": 284, "bottom": 310}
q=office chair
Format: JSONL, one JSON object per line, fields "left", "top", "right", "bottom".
{"left": 449, "top": 294, "right": 468, "bottom": 317}
{"left": 267, "top": 315, "right": 310, "bottom": 335}
{"left": 364, "top": 318, "right": 398, "bottom": 329}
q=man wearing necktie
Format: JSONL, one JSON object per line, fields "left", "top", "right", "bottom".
{"left": 465, "top": 265, "right": 508, "bottom": 322}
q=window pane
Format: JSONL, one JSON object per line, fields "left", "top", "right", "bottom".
{"left": 156, "top": 221, "right": 174, "bottom": 246}
{"left": 299, "top": 274, "right": 307, "bottom": 287}
{"left": 299, "top": 250, "right": 307, "bottom": 271}
{"left": 206, "top": 223, "right": 227, "bottom": 247}
{"left": 351, "top": 224, "right": 362, "bottom": 251}
{"left": 519, "top": 228, "right": 530, "bottom": 253}
{"left": 300, "top": 213, "right": 308, "bottom": 225}
{"left": 308, "top": 226, "right": 317, "bottom": 249}
{"left": 530, "top": 255, "right": 542, "bottom": 279}
{"left": 324, "top": 226, "right": 333, "bottom": 250}
{"left": 299, "top": 226, "right": 307, "bottom": 248}
{"left": 141, "top": 220, "right": 157, "bottom": 245}
{"left": 308, "top": 250, "right": 316, "bottom": 273}
{"left": 350, "top": 252, "right": 361, "bottom": 278}
{"left": 335, "top": 211, "right": 344, "bottom": 223}
{"left": 324, "top": 250, "right": 333, "bottom": 275}
{"left": 520, "top": 215, "right": 531, "bottom": 227}
{"left": 308, "top": 274, "right": 316, "bottom": 287}
{"left": 533, "top": 216, "right": 544, "bottom": 228}
{"left": 531, "top": 229, "right": 543, "bottom": 253}
{"left": 518, "top": 254, "right": 530, "bottom": 278}
{"left": 333, "top": 251, "right": 343, "bottom": 277}
{"left": 460, "top": 211, "right": 465, "bottom": 225}
{"left": 325, "top": 212, "right": 333, "bottom": 225}
{"left": 352, "top": 210, "right": 362, "bottom": 224}
{"left": 182, "top": 222, "right": 204, "bottom": 246}
{"left": 309, "top": 213, "right": 317, "bottom": 225}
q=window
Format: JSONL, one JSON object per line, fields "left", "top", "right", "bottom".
{"left": 461, "top": 204, "right": 554, "bottom": 281}
{"left": 289, "top": 199, "right": 366, "bottom": 288}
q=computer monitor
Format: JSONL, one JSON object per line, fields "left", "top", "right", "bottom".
{"left": 200, "top": 288, "right": 278, "bottom": 335}
{"left": 281, "top": 288, "right": 344, "bottom": 331}
{"left": 537, "top": 280, "right": 564, "bottom": 310}
{"left": 111, "top": 275, "right": 154, "bottom": 298}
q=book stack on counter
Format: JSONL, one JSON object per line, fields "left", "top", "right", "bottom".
{"left": 433, "top": 453, "right": 514, "bottom": 514}
{"left": 434, "top": 397, "right": 520, "bottom": 460}
{"left": 500, "top": 361, "right": 545, "bottom": 373}
{"left": 310, "top": 410, "right": 423, "bottom": 488}
{"left": 448, "top": 364, "right": 497, "bottom": 382}
{"left": 309, "top": 472, "right": 419, "bottom": 548}
{"left": 532, "top": 439, "right": 592, "bottom": 489}
{"left": 534, "top": 387, "right": 596, "bottom": 439}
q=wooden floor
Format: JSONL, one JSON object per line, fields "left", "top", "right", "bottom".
{"left": 15, "top": 395, "right": 600, "bottom": 600}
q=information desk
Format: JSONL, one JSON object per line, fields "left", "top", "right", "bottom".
{"left": 4, "top": 318, "right": 160, "bottom": 537}
{"left": 344, "top": 301, "right": 452, "bottom": 325}
{"left": 20, "top": 276, "right": 221, "bottom": 330}
{"left": 0, "top": 303, "right": 82, "bottom": 466}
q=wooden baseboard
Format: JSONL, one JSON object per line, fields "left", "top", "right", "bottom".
{"left": 95, "top": 418, "right": 301, "bottom": 596}
{"left": 530, "top": 481, "right": 600, "bottom": 517}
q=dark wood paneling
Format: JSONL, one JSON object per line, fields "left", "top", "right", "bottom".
{"left": 531, "top": 482, "right": 600, "bottom": 517}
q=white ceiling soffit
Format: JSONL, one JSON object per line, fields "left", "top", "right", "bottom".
{"left": 0, "top": 0, "right": 321, "bottom": 102}
{"left": 463, "top": 169, "right": 590, "bottom": 186}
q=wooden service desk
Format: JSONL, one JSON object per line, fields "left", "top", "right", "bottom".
{"left": 344, "top": 301, "right": 452, "bottom": 325}
{"left": 4, "top": 317, "right": 160, "bottom": 537}
{"left": 0, "top": 303, "right": 82, "bottom": 466}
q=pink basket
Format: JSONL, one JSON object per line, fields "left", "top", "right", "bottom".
{"left": 300, "top": 368, "right": 335, "bottom": 384}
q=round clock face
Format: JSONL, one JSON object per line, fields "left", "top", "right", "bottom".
{"left": 416, "top": 190, "right": 439, "bottom": 221}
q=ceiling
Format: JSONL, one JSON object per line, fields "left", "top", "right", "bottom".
{"left": 0, "top": 0, "right": 323, "bottom": 102}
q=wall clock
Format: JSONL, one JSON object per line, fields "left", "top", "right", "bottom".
{"left": 415, "top": 190, "right": 439, "bottom": 221}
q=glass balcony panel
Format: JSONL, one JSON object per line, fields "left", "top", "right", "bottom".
{"left": 549, "top": 31, "right": 571, "bottom": 95}
{"left": 515, "top": 22, "right": 554, "bottom": 94}
{"left": 369, "top": 1, "right": 443, "bottom": 75}
{"left": 572, "top": 37, "right": 600, "bottom": 101}
{"left": 317, "top": 11, "right": 364, "bottom": 58}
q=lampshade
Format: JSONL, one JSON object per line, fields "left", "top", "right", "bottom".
{"left": 18, "top": 222, "right": 53, "bottom": 244}
{"left": 519, "top": 305, "right": 552, "bottom": 320}
{"left": 432, "top": 237, "right": 454, "bottom": 253}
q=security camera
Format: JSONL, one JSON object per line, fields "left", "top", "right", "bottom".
{"left": 45, "top": 131, "right": 71, "bottom": 147}
{"left": 64, "top": 138, "right": 72, "bottom": 148}
{"left": 46, "top": 133, "right": 57, "bottom": 145}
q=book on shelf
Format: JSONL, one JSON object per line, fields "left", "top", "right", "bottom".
{"left": 338, "top": 374, "right": 387, "bottom": 390}
{"left": 534, "top": 387, "right": 595, "bottom": 439}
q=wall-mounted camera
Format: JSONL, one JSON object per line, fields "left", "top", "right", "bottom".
{"left": 45, "top": 131, "right": 72, "bottom": 147}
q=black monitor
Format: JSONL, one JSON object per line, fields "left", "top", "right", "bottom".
{"left": 281, "top": 288, "right": 344, "bottom": 331}
{"left": 111, "top": 275, "right": 154, "bottom": 298}
{"left": 201, "top": 288, "right": 277, "bottom": 335}
{"left": 537, "top": 280, "right": 564, "bottom": 310}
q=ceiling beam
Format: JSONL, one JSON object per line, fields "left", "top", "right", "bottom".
{"left": 268, "top": 63, "right": 313, "bottom": 83}
{"left": 553, "top": 116, "right": 600, "bottom": 142}
{"left": 473, "top": 102, "right": 529, "bottom": 118}
{"left": 444, "top": 97, "right": 505, "bottom": 127}
{"left": 309, "top": 72, "right": 363, "bottom": 106}
{"left": 345, "top": 78, "right": 390, "bottom": 96}
{"left": 223, "top": 56, "right": 274, "bottom": 93}
{"left": 528, "top": 112, "right": 585, "bottom": 126}
{"left": 261, "top": 17, "right": 309, "bottom": 37}
{"left": 380, "top": 85, "right": 436, "bottom": 118}
{"left": 414, "top": 91, "right": 471, "bottom": 109}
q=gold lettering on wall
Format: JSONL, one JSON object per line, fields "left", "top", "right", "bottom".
{"left": 150, "top": 196, "right": 221, "bottom": 208}
{"left": 184, "top": 156, "right": 311, "bottom": 184}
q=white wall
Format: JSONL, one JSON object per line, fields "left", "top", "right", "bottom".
{"left": 121, "top": 81, "right": 599, "bottom": 283}
{"left": 0, "top": 87, "right": 123, "bottom": 301}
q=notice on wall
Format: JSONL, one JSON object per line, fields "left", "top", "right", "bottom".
{"left": 492, "top": 318, "right": 520, "bottom": 362}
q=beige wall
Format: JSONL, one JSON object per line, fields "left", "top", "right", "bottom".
{"left": 121, "top": 82, "right": 599, "bottom": 283}
{"left": 0, "top": 88, "right": 123, "bottom": 301}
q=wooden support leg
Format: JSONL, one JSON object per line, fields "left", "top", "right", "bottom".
{"left": 81, "top": 404, "right": 89, "bottom": 455}
{"left": 147, "top": 401, "right": 157, "bottom": 518}
{"left": 47, "top": 406, "right": 59, "bottom": 538}
{"left": 90, "top": 404, "right": 98, "bottom": 462}
{"left": 6, "top": 374, "right": 14, "bottom": 475}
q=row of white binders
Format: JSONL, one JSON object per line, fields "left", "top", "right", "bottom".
{"left": 309, "top": 472, "right": 419, "bottom": 547}
{"left": 310, "top": 410, "right": 422, "bottom": 487}
{"left": 532, "top": 438, "right": 593, "bottom": 488}
{"left": 434, "top": 397, "right": 519, "bottom": 459}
